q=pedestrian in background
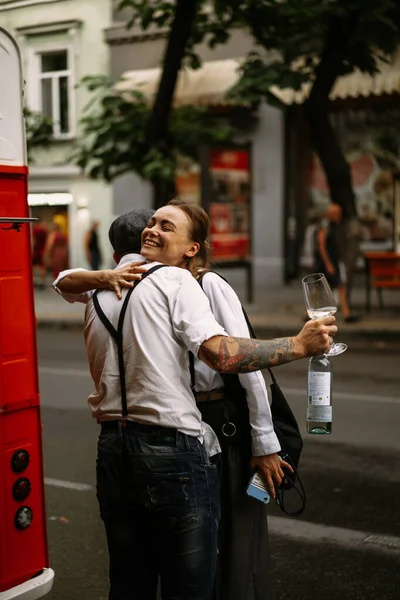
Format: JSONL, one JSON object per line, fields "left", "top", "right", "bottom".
{"left": 314, "top": 203, "right": 359, "bottom": 323}
{"left": 32, "top": 219, "right": 48, "bottom": 288}
{"left": 85, "top": 220, "right": 102, "bottom": 270}
{"left": 44, "top": 221, "right": 68, "bottom": 281}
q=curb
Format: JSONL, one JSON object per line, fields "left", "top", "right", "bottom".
{"left": 36, "top": 318, "right": 400, "bottom": 351}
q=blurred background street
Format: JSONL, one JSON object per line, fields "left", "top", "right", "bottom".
{"left": 2, "top": 0, "right": 400, "bottom": 597}
{"left": 38, "top": 326, "right": 400, "bottom": 600}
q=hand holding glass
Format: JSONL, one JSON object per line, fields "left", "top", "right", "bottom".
{"left": 302, "top": 273, "right": 347, "bottom": 356}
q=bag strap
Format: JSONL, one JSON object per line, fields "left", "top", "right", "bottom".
{"left": 275, "top": 457, "right": 307, "bottom": 517}
{"left": 189, "top": 269, "right": 273, "bottom": 386}
{"left": 188, "top": 271, "right": 208, "bottom": 391}
{"left": 195, "top": 270, "right": 306, "bottom": 516}
{"left": 92, "top": 264, "right": 166, "bottom": 420}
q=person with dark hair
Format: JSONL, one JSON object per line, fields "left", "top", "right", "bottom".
{"left": 85, "top": 220, "right": 102, "bottom": 270}
{"left": 314, "top": 203, "right": 359, "bottom": 323}
{"left": 53, "top": 205, "right": 337, "bottom": 600}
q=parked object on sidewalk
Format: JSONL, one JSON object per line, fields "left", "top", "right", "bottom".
{"left": 364, "top": 251, "right": 400, "bottom": 311}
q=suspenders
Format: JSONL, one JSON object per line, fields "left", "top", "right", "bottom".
{"left": 92, "top": 264, "right": 166, "bottom": 423}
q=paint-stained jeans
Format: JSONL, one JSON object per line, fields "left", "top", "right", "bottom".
{"left": 96, "top": 421, "right": 220, "bottom": 600}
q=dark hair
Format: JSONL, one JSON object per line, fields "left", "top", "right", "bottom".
{"left": 109, "top": 208, "right": 154, "bottom": 256}
{"left": 167, "top": 199, "right": 211, "bottom": 276}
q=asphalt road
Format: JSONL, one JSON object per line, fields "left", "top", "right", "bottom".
{"left": 36, "top": 329, "right": 400, "bottom": 600}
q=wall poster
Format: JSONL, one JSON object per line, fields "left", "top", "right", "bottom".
{"left": 206, "top": 147, "right": 251, "bottom": 262}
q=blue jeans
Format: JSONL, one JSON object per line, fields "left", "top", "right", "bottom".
{"left": 96, "top": 421, "right": 220, "bottom": 600}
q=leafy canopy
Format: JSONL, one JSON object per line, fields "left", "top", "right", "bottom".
{"left": 73, "top": 75, "right": 233, "bottom": 182}
{"left": 75, "top": 0, "right": 400, "bottom": 185}
{"left": 24, "top": 107, "right": 53, "bottom": 162}
{"left": 119, "top": 0, "right": 400, "bottom": 103}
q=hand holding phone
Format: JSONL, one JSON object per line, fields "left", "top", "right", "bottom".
{"left": 246, "top": 470, "right": 271, "bottom": 504}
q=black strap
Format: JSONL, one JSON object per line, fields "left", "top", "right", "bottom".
{"left": 193, "top": 270, "right": 275, "bottom": 384}
{"left": 275, "top": 456, "right": 307, "bottom": 517}
{"left": 194, "top": 270, "right": 306, "bottom": 516}
{"left": 92, "top": 264, "right": 166, "bottom": 419}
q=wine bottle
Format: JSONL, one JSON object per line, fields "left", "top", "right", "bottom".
{"left": 307, "top": 354, "right": 332, "bottom": 434}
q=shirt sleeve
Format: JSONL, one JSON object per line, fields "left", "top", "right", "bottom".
{"left": 201, "top": 272, "right": 281, "bottom": 456}
{"left": 53, "top": 268, "right": 94, "bottom": 305}
{"left": 169, "top": 270, "right": 228, "bottom": 357}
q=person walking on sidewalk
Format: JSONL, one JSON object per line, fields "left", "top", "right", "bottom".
{"left": 54, "top": 205, "right": 337, "bottom": 600}
{"left": 314, "top": 203, "right": 359, "bottom": 323}
{"left": 85, "top": 219, "right": 102, "bottom": 270}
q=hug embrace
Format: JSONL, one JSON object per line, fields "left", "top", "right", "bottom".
{"left": 54, "top": 199, "right": 336, "bottom": 600}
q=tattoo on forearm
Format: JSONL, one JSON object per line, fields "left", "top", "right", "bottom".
{"left": 202, "top": 337, "right": 296, "bottom": 373}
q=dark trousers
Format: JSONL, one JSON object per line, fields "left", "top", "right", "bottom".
{"left": 199, "top": 400, "right": 273, "bottom": 600}
{"left": 217, "top": 442, "right": 272, "bottom": 600}
{"left": 90, "top": 251, "right": 101, "bottom": 271}
{"left": 96, "top": 421, "right": 220, "bottom": 600}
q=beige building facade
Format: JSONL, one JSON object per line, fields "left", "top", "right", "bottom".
{"left": 0, "top": 0, "right": 115, "bottom": 271}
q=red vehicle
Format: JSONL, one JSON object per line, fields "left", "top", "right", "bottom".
{"left": 0, "top": 28, "right": 54, "bottom": 599}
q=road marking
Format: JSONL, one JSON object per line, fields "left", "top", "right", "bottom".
{"left": 285, "top": 387, "right": 399, "bottom": 405}
{"left": 39, "top": 366, "right": 89, "bottom": 377}
{"left": 43, "top": 478, "right": 400, "bottom": 555}
{"left": 269, "top": 515, "right": 400, "bottom": 554}
{"left": 39, "top": 368, "right": 399, "bottom": 405}
{"left": 44, "top": 477, "right": 93, "bottom": 491}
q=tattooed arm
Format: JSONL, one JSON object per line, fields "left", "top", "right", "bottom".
{"left": 198, "top": 317, "right": 337, "bottom": 373}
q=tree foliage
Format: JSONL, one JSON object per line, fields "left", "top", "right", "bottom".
{"left": 24, "top": 107, "right": 53, "bottom": 162}
{"left": 73, "top": 75, "right": 233, "bottom": 183}
{"left": 117, "top": 0, "right": 400, "bottom": 218}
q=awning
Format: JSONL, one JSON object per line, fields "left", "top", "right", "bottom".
{"left": 28, "top": 193, "right": 73, "bottom": 206}
{"left": 116, "top": 53, "right": 400, "bottom": 109}
{"left": 271, "top": 51, "right": 400, "bottom": 105}
{"left": 115, "top": 59, "right": 243, "bottom": 107}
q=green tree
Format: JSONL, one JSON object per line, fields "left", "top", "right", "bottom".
{"left": 74, "top": 75, "right": 233, "bottom": 204}
{"left": 118, "top": 0, "right": 400, "bottom": 221}
{"left": 24, "top": 107, "right": 53, "bottom": 162}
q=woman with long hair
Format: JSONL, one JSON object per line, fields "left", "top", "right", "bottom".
{"left": 54, "top": 200, "right": 290, "bottom": 600}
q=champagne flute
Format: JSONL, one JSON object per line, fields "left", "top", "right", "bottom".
{"left": 302, "top": 273, "right": 347, "bottom": 356}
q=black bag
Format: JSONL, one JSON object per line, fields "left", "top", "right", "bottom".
{"left": 197, "top": 271, "right": 306, "bottom": 516}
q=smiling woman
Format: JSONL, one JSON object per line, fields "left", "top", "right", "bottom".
{"left": 51, "top": 200, "right": 336, "bottom": 600}
{"left": 141, "top": 200, "right": 210, "bottom": 275}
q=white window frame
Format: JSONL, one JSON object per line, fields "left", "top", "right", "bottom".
{"left": 27, "top": 43, "right": 76, "bottom": 140}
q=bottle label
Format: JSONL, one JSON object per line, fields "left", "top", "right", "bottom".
{"left": 308, "top": 372, "right": 331, "bottom": 406}
{"left": 307, "top": 405, "right": 332, "bottom": 422}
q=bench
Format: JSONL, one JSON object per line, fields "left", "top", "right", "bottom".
{"left": 364, "top": 251, "right": 400, "bottom": 311}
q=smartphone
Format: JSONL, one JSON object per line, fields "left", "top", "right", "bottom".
{"left": 246, "top": 470, "right": 271, "bottom": 504}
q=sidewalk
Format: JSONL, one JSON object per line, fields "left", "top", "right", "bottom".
{"left": 35, "top": 274, "right": 400, "bottom": 346}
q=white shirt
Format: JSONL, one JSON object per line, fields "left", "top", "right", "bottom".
{"left": 80, "top": 255, "right": 227, "bottom": 438}
{"left": 54, "top": 262, "right": 280, "bottom": 455}
{"left": 195, "top": 273, "right": 280, "bottom": 455}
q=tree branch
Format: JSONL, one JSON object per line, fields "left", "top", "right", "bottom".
{"left": 304, "top": 12, "right": 362, "bottom": 219}
{"left": 146, "top": 0, "right": 200, "bottom": 148}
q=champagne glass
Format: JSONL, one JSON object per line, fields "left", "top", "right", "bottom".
{"left": 302, "top": 273, "right": 347, "bottom": 356}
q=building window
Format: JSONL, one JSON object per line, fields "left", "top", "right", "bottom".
{"left": 31, "top": 48, "right": 74, "bottom": 139}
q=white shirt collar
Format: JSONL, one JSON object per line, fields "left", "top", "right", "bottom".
{"left": 117, "top": 253, "right": 147, "bottom": 268}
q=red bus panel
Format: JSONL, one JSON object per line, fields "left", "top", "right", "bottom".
{"left": 0, "top": 168, "right": 49, "bottom": 593}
